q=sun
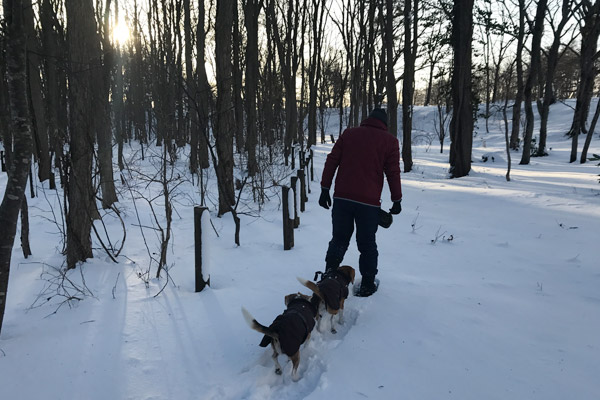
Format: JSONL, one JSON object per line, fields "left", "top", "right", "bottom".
{"left": 112, "top": 21, "right": 130, "bottom": 46}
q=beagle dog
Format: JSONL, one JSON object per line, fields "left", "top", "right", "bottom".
{"left": 297, "top": 265, "right": 355, "bottom": 334}
{"left": 242, "top": 293, "right": 317, "bottom": 381}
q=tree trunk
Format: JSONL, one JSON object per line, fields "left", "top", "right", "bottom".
{"left": 386, "top": 0, "right": 397, "bottom": 142}
{"left": 267, "top": 0, "right": 299, "bottom": 166}
{"left": 232, "top": 2, "right": 245, "bottom": 154}
{"left": 0, "top": 0, "right": 34, "bottom": 335}
{"left": 0, "top": 46, "right": 10, "bottom": 147}
{"left": 20, "top": 196, "right": 32, "bottom": 258}
{"left": 24, "top": 0, "right": 52, "bottom": 183}
{"left": 401, "top": 0, "right": 416, "bottom": 172}
{"left": 196, "top": 0, "right": 211, "bottom": 170}
{"left": 449, "top": 0, "right": 474, "bottom": 178}
{"left": 215, "top": 0, "right": 236, "bottom": 215}
{"left": 538, "top": 0, "right": 572, "bottom": 157}
{"left": 113, "top": 1, "right": 126, "bottom": 172}
{"left": 184, "top": 0, "right": 198, "bottom": 173}
{"left": 568, "top": 0, "right": 600, "bottom": 162}
{"left": 97, "top": 0, "right": 118, "bottom": 209}
{"left": 65, "top": 0, "right": 99, "bottom": 269}
{"left": 129, "top": 0, "right": 146, "bottom": 162}
{"left": 424, "top": 63, "right": 435, "bottom": 107}
{"left": 308, "top": 0, "right": 325, "bottom": 148}
{"left": 244, "top": 0, "right": 261, "bottom": 176}
{"left": 510, "top": 0, "right": 525, "bottom": 150}
{"left": 520, "top": 0, "right": 547, "bottom": 165}
{"left": 580, "top": 95, "right": 600, "bottom": 163}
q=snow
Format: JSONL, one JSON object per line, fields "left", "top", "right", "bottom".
{"left": 1, "top": 101, "right": 599, "bottom": 400}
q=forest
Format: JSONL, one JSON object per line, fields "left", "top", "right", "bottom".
{"left": 0, "top": 0, "right": 599, "bottom": 337}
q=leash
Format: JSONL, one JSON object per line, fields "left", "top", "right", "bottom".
{"left": 313, "top": 270, "right": 324, "bottom": 281}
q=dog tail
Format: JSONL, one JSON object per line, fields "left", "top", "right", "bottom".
{"left": 241, "top": 307, "right": 278, "bottom": 341}
{"left": 296, "top": 277, "right": 324, "bottom": 300}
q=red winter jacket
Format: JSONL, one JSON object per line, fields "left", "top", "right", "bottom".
{"left": 321, "top": 117, "right": 402, "bottom": 207}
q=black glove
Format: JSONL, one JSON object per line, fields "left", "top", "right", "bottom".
{"left": 319, "top": 188, "right": 332, "bottom": 209}
{"left": 389, "top": 200, "right": 402, "bottom": 215}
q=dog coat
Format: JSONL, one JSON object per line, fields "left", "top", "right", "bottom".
{"left": 317, "top": 271, "right": 350, "bottom": 311}
{"left": 259, "top": 297, "right": 317, "bottom": 357}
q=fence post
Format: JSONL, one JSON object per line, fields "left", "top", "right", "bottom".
{"left": 282, "top": 186, "right": 294, "bottom": 250}
{"left": 194, "top": 206, "right": 210, "bottom": 292}
{"left": 298, "top": 169, "right": 307, "bottom": 211}
{"left": 291, "top": 145, "right": 296, "bottom": 169}
{"left": 1, "top": 150, "right": 5, "bottom": 172}
{"left": 290, "top": 176, "right": 299, "bottom": 228}
{"left": 49, "top": 171, "right": 56, "bottom": 190}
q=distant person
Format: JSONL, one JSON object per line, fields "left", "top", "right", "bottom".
{"left": 319, "top": 108, "right": 402, "bottom": 297}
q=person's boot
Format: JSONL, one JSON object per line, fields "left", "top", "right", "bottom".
{"left": 356, "top": 275, "right": 378, "bottom": 297}
{"left": 323, "top": 262, "right": 338, "bottom": 277}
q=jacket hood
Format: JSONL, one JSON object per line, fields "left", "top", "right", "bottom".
{"left": 360, "top": 117, "right": 388, "bottom": 131}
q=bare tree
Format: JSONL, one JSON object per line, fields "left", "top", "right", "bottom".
{"left": 24, "top": 0, "right": 52, "bottom": 183}
{"left": 421, "top": 2, "right": 450, "bottom": 107}
{"left": 307, "top": 0, "right": 326, "bottom": 148}
{"left": 195, "top": 0, "right": 211, "bottom": 172}
{"left": 402, "top": 0, "right": 419, "bottom": 172}
{"left": 580, "top": 90, "right": 600, "bottom": 163}
{"left": 65, "top": 0, "right": 101, "bottom": 269}
{"left": 215, "top": 0, "right": 236, "bottom": 216}
{"left": 232, "top": 2, "right": 245, "bottom": 154}
{"left": 244, "top": 0, "right": 262, "bottom": 176}
{"left": 267, "top": 0, "right": 301, "bottom": 165}
{"left": 0, "top": 0, "right": 34, "bottom": 334}
{"left": 385, "top": 0, "right": 398, "bottom": 141}
{"left": 449, "top": 0, "right": 475, "bottom": 178}
{"left": 520, "top": 0, "right": 547, "bottom": 165}
{"left": 568, "top": 0, "right": 600, "bottom": 163}
{"left": 508, "top": 0, "right": 527, "bottom": 150}
{"left": 96, "top": 0, "right": 118, "bottom": 209}
{"left": 537, "top": 0, "right": 578, "bottom": 157}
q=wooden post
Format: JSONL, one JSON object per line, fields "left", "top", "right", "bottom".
{"left": 282, "top": 186, "right": 294, "bottom": 250}
{"left": 291, "top": 145, "right": 296, "bottom": 169}
{"left": 49, "top": 172, "right": 56, "bottom": 190}
{"left": 1, "top": 150, "right": 5, "bottom": 172}
{"left": 298, "top": 169, "right": 307, "bottom": 211}
{"left": 299, "top": 150, "right": 305, "bottom": 169}
{"left": 290, "top": 176, "right": 299, "bottom": 228}
{"left": 194, "top": 206, "right": 210, "bottom": 292}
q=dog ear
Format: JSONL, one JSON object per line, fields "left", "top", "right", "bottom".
{"left": 339, "top": 265, "right": 356, "bottom": 283}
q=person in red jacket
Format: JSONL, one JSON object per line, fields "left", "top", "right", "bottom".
{"left": 319, "top": 108, "right": 402, "bottom": 297}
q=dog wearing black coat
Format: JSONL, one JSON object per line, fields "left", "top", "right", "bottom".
{"left": 297, "top": 265, "right": 355, "bottom": 334}
{"left": 242, "top": 293, "right": 317, "bottom": 381}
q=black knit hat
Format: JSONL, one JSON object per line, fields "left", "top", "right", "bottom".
{"left": 369, "top": 108, "right": 388, "bottom": 127}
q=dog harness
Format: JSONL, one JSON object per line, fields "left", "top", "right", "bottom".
{"left": 259, "top": 297, "right": 317, "bottom": 357}
{"left": 316, "top": 270, "right": 350, "bottom": 311}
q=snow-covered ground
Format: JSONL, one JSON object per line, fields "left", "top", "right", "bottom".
{"left": 1, "top": 101, "right": 599, "bottom": 400}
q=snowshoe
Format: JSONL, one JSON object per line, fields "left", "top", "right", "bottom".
{"left": 353, "top": 278, "right": 379, "bottom": 297}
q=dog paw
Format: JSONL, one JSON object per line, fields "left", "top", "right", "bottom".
{"left": 331, "top": 328, "right": 337, "bottom": 334}
{"left": 275, "top": 368, "right": 282, "bottom": 375}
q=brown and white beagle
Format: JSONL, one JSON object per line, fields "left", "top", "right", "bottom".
{"left": 242, "top": 293, "right": 318, "bottom": 381}
{"left": 297, "top": 265, "right": 355, "bottom": 334}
